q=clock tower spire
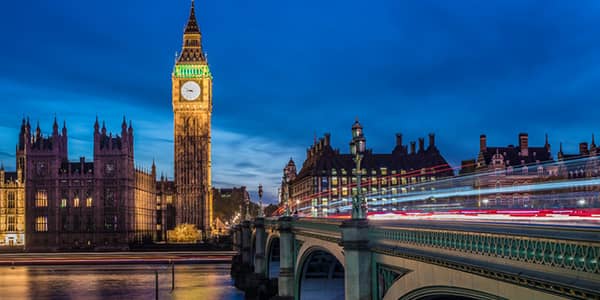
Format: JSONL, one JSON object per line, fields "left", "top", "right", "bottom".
{"left": 179, "top": 0, "right": 205, "bottom": 63}
{"left": 172, "top": 0, "right": 213, "bottom": 238}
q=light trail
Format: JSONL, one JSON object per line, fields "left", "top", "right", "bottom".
{"left": 283, "top": 155, "right": 600, "bottom": 223}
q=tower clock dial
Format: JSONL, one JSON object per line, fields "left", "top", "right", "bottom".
{"left": 181, "top": 81, "right": 201, "bottom": 101}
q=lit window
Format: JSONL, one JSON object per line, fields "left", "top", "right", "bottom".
{"left": 166, "top": 195, "right": 173, "bottom": 204}
{"left": 36, "top": 216, "right": 48, "bottom": 232}
{"left": 7, "top": 216, "right": 15, "bottom": 231}
{"left": 60, "top": 198, "right": 67, "bottom": 208}
{"left": 74, "top": 197, "right": 80, "bottom": 208}
{"left": 36, "top": 190, "right": 48, "bottom": 207}
{"left": 86, "top": 197, "right": 93, "bottom": 207}
{"left": 7, "top": 192, "right": 15, "bottom": 208}
{"left": 342, "top": 187, "right": 348, "bottom": 196}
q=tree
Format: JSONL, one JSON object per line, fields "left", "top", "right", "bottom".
{"left": 169, "top": 223, "right": 201, "bottom": 243}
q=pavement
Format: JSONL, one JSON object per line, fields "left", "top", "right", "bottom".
{"left": 0, "top": 251, "right": 236, "bottom": 266}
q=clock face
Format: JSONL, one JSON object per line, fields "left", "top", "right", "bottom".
{"left": 181, "top": 81, "right": 201, "bottom": 101}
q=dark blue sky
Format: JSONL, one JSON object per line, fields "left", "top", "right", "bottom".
{"left": 2, "top": 0, "right": 600, "bottom": 203}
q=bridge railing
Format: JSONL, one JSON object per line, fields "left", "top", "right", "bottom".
{"left": 371, "top": 226, "right": 599, "bottom": 274}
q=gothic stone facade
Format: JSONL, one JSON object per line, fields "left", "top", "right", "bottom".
{"left": 172, "top": 1, "right": 213, "bottom": 236}
{"left": 0, "top": 168, "right": 25, "bottom": 248}
{"left": 23, "top": 118, "right": 156, "bottom": 251}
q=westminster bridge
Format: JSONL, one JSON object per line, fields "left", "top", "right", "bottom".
{"left": 230, "top": 216, "right": 600, "bottom": 300}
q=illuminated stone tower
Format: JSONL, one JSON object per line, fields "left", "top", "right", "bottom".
{"left": 172, "top": 0, "right": 213, "bottom": 236}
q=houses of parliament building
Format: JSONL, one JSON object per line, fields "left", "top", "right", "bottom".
{"left": 0, "top": 1, "right": 213, "bottom": 251}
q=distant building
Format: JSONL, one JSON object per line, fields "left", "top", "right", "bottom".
{"left": 555, "top": 136, "right": 600, "bottom": 208}
{"left": 460, "top": 133, "right": 556, "bottom": 208}
{"left": 23, "top": 117, "right": 156, "bottom": 251}
{"left": 156, "top": 177, "right": 177, "bottom": 242}
{"left": 280, "top": 158, "right": 297, "bottom": 208}
{"left": 285, "top": 120, "right": 454, "bottom": 217}
{"left": 212, "top": 187, "right": 250, "bottom": 227}
{"left": 0, "top": 165, "right": 25, "bottom": 248}
{"left": 557, "top": 136, "right": 600, "bottom": 178}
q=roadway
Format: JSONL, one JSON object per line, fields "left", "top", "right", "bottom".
{"left": 369, "top": 218, "right": 600, "bottom": 242}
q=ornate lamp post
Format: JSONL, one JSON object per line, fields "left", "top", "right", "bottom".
{"left": 349, "top": 119, "right": 367, "bottom": 219}
{"left": 284, "top": 177, "right": 291, "bottom": 217}
{"left": 244, "top": 190, "right": 250, "bottom": 221}
{"left": 258, "top": 184, "right": 264, "bottom": 217}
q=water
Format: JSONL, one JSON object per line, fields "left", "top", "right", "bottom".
{"left": 0, "top": 264, "right": 244, "bottom": 300}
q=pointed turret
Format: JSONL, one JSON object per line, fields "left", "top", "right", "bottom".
{"left": 121, "top": 116, "right": 128, "bottom": 140}
{"left": 18, "top": 118, "right": 26, "bottom": 150}
{"left": 558, "top": 142, "right": 564, "bottom": 161}
{"left": 94, "top": 116, "right": 100, "bottom": 133}
{"left": 52, "top": 115, "right": 59, "bottom": 135}
{"left": 101, "top": 121, "right": 107, "bottom": 135}
{"left": 35, "top": 121, "right": 41, "bottom": 139}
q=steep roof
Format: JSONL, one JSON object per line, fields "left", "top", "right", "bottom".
{"left": 479, "top": 146, "right": 552, "bottom": 166}
{"left": 294, "top": 138, "right": 453, "bottom": 182}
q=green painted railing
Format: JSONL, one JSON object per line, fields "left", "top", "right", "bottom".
{"left": 370, "top": 226, "right": 600, "bottom": 275}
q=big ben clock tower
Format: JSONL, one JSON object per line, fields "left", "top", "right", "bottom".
{"left": 172, "top": 0, "right": 213, "bottom": 237}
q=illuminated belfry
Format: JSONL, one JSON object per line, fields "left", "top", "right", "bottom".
{"left": 172, "top": 0, "right": 213, "bottom": 236}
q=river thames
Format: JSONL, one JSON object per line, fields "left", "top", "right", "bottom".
{"left": 0, "top": 264, "right": 244, "bottom": 300}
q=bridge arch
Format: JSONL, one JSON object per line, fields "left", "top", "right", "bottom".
{"left": 396, "top": 286, "right": 503, "bottom": 300}
{"left": 295, "top": 237, "right": 345, "bottom": 272}
{"left": 380, "top": 257, "right": 565, "bottom": 300}
{"left": 295, "top": 246, "right": 345, "bottom": 300}
{"left": 265, "top": 233, "right": 281, "bottom": 279}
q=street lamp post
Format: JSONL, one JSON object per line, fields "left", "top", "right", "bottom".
{"left": 258, "top": 184, "right": 264, "bottom": 217}
{"left": 349, "top": 119, "right": 367, "bottom": 219}
{"left": 244, "top": 190, "right": 250, "bottom": 221}
{"left": 284, "top": 177, "right": 291, "bottom": 217}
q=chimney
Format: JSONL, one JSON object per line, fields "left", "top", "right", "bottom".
{"left": 428, "top": 133, "right": 435, "bottom": 148}
{"left": 480, "top": 134, "right": 487, "bottom": 152}
{"left": 418, "top": 138, "right": 424, "bottom": 152}
{"left": 395, "top": 133, "right": 403, "bottom": 147}
{"left": 410, "top": 141, "right": 416, "bottom": 154}
{"left": 519, "top": 133, "right": 528, "bottom": 156}
{"left": 579, "top": 142, "right": 589, "bottom": 156}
